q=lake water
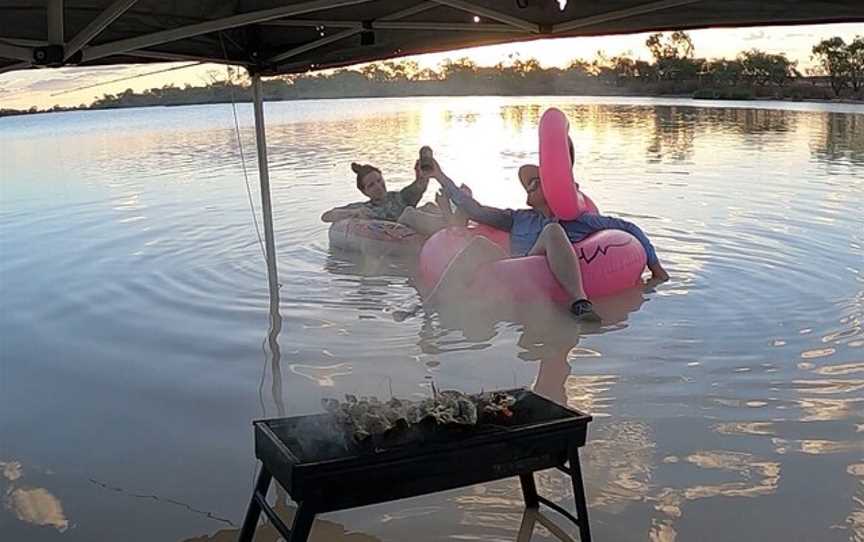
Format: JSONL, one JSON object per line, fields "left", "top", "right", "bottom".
{"left": 1, "top": 96, "right": 862, "bottom": 542}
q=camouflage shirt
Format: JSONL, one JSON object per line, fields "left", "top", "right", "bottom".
{"left": 346, "top": 178, "right": 428, "bottom": 221}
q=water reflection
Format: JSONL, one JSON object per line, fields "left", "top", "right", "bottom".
{"left": 500, "top": 104, "right": 543, "bottom": 130}
{"left": 4, "top": 97, "right": 863, "bottom": 541}
{"left": 515, "top": 289, "right": 646, "bottom": 406}
{"left": 646, "top": 106, "right": 696, "bottom": 162}
{"left": 183, "top": 497, "right": 381, "bottom": 542}
{"left": 811, "top": 112, "right": 864, "bottom": 165}
{"left": 324, "top": 249, "right": 415, "bottom": 280}
{"left": 517, "top": 508, "right": 579, "bottom": 542}
{"left": 847, "top": 463, "right": 864, "bottom": 542}
{"left": 6, "top": 488, "right": 69, "bottom": 532}
{"left": 0, "top": 461, "right": 69, "bottom": 533}
{"left": 648, "top": 451, "right": 781, "bottom": 541}
{"left": 496, "top": 102, "right": 816, "bottom": 168}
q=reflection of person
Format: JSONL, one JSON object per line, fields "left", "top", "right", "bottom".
{"left": 510, "top": 305, "right": 590, "bottom": 408}
{"left": 321, "top": 160, "right": 462, "bottom": 236}
{"left": 425, "top": 159, "right": 669, "bottom": 321}
{"left": 520, "top": 324, "right": 576, "bottom": 406}
{"left": 518, "top": 292, "right": 643, "bottom": 406}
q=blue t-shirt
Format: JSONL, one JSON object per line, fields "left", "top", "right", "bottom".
{"left": 509, "top": 209, "right": 659, "bottom": 266}
{"left": 439, "top": 174, "right": 659, "bottom": 265}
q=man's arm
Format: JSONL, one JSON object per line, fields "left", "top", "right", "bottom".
{"left": 432, "top": 164, "right": 514, "bottom": 231}
{"left": 578, "top": 213, "right": 668, "bottom": 280}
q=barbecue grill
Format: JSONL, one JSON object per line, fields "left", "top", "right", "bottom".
{"left": 238, "top": 389, "right": 593, "bottom": 541}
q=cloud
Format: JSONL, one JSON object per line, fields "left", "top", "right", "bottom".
{"left": 785, "top": 32, "right": 814, "bottom": 39}
{"left": 3, "top": 64, "right": 148, "bottom": 96}
{"left": 25, "top": 76, "right": 98, "bottom": 92}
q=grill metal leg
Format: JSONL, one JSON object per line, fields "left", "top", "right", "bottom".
{"left": 288, "top": 502, "right": 315, "bottom": 542}
{"left": 568, "top": 446, "right": 592, "bottom": 542}
{"left": 520, "top": 473, "right": 540, "bottom": 508}
{"left": 238, "top": 467, "right": 272, "bottom": 542}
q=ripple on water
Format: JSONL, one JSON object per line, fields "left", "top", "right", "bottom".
{"left": 3, "top": 98, "right": 864, "bottom": 542}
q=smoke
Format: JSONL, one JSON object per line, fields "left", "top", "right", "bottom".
{"left": 289, "top": 415, "right": 352, "bottom": 462}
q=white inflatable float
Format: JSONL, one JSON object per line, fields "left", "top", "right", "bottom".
{"left": 328, "top": 218, "right": 423, "bottom": 257}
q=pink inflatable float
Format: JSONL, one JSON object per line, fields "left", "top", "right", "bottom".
{"left": 418, "top": 224, "right": 647, "bottom": 302}
{"left": 539, "top": 108, "right": 597, "bottom": 219}
{"left": 416, "top": 107, "right": 646, "bottom": 303}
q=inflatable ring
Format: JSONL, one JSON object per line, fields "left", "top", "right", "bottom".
{"left": 418, "top": 224, "right": 647, "bottom": 301}
{"left": 539, "top": 108, "right": 597, "bottom": 219}
{"left": 329, "top": 218, "right": 423, "bottom": 256}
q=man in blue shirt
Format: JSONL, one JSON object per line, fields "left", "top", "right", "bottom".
{"left": 424, "top": 159, "right": 669, "bottom": 321}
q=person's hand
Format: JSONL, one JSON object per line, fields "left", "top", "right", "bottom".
{"left": 648, "top": 261, "right": 669, "bottom": 282}
{"left": 423, "top": 157, "right": 444, "bottom": 180}
{"left": 414, "top": 159, "right": 428, "bottom": 181}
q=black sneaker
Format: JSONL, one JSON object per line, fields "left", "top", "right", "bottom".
{"left": 570, "top": 299, "right": 601, "bottom": 322}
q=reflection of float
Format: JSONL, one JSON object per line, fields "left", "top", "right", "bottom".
{"left": 418, "top": 224, "right": 647, "bottom": 302}
{"left": 328, "top": 218, "right": 423, "bottom": 257}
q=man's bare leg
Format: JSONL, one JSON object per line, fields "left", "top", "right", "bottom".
{"left": 397, "top": 207, "right": 448, "bottom": 236}
{"left": 527, "top": 223, "right": 599, "bottom": 321}
{"left": 425, "top": 237, "right": 507, "bottom": 306}
{"left": 527, "top": 223, "right": 589, "bottom": 301}
{"left": 435, "top": 189, "right": 469, "bottom": 227}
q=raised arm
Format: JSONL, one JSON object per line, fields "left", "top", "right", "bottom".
{"left": 399, "top": 161, "right": 431, "bottom": 207}
{"left": 430, "top": 162, "right": 514, "bottom": 232}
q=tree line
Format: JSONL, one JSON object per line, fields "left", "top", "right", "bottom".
{"left": 3, "top": 32, "right": 862, "bottom": 117}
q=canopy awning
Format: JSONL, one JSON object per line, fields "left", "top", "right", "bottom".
{"left": 2, "top": 1, "right": 863, "bottom": 76}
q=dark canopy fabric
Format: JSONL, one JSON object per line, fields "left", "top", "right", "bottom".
{"left": 1, "top": 1, "right": 863, "bottom": 76}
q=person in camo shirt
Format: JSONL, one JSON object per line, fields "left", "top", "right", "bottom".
{"left": 321, "top": 161, "right": 463, "bottom": 235}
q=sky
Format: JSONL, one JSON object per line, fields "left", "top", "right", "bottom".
{"left": 1, "top": 22, "right": 862, "bottom": 110}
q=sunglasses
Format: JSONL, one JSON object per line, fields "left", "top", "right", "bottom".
{"left": 525, "top": 177, "right": 541, "bottom": 194}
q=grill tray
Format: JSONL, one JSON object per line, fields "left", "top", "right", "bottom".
{"left": 253, "top": 389, "right": 591, "bottom": 512}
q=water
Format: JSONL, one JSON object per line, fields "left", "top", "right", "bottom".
{"left": 1, "top": 96, "right": 862, "bottom": 542}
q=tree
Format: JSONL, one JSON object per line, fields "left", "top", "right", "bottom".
{"left": 812, "top": 37, "right": 851, "bottom": 96}
{"left": 566, "top": 58, "right": 592, "bottom": 76}
{"left": 439, "top": 57, "right": 478, "bottom": 80}
{"left": 645, "top": 31, "right": 699, "bottom": 80}
{"left": 414, "top": 67, "right": 440, "bottom": 81}
{"left": 380, "top": 60, "right": 419, "bottom": 81}
{"left": 848, "top": 36, "right": 864, "bottom": 92}
{"left": 705, "top": 58, "right": 744, "bottom": 87}
{"left": 511, "top": 57, "right": 542, "bottom": 76}
{"left": 605, "top": 54, "right": 654, "bottom": 83}
{"left": 738, "top": 49, "right": 797, "bottom": 87}
{"left": 646, "top": 31, "right": 695, "bottom": 62}
{"left": 359, "top": 63, "right": 390, "bottom": 83}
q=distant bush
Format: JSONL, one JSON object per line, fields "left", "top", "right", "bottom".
{"left": 7, "top": 31, "right": 862, "bottom": 117}
{"left": 693, "top": 87, "right": 754, "bottom": 100}
{"left": 782, "top": 82, "right": 834, "bottom": 100}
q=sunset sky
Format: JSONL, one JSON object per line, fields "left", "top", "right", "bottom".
{"left": 1, "top": 22, "right": 862, "bottom": 110}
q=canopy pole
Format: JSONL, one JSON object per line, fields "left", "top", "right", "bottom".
{"left": 251, "top": 73, "right": 284, "bottom": 417}
{"left": 251, "top": 74, "right": 280, "bottom": 301}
